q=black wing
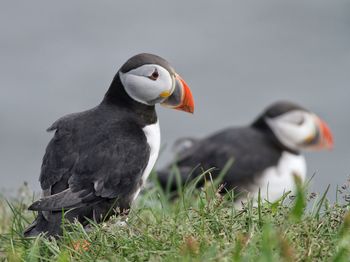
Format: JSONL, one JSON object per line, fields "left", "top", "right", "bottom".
{"left": 30, "top": 115, "right": 150, "bottom": 212}
{"left": 157, "top": 127, "right": 282, "bottom": 191}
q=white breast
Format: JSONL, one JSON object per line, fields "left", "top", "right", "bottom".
{"left": 251, "top": 152, "right": 306, "bottom": 203}
{"left": 133, "top": 120, "right": 161, "bottom": 201}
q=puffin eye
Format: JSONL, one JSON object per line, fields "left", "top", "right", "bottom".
{"left": 148, "top": 69, "right": 159, "bottom": 81}
{"left": 296, "top": 117, "right": 305, "bottom": 126}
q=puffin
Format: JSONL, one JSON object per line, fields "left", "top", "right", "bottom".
{"left": 24, "top": 53, "right": 194, "bottom": 237}
{"left": 157, "top": 101, "right": 333, "bottom": 203}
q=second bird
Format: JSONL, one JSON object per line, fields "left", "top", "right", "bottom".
{"left": 157, "top": 101, "right": 333, "bottom": 203}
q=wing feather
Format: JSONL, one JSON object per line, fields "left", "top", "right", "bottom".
{"left": 37, "top": 113, "right": 150, "bottom": 211}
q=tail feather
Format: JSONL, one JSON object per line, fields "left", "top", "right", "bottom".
{"left": 28, "top": 189, "right": 91, "bottom": 212}
{"left": 23, "top": 211, "right": 63, "bottom": 238}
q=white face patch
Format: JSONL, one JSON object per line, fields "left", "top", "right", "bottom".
{"left": 266, "top": 110, "right": 317, "bottom": 151}
{"left": 119, "top": 64, "right": 173, "bottom": 105}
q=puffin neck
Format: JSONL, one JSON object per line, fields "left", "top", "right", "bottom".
{"left": 102, "top": 74, "right": 157, "bottom": 126}
{"left": 251, "top": 116, "right": 301, "bottom": 155}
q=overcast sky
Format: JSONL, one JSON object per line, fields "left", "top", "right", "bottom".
{"left": 1, "top": 0, "right": 349, "bottom": 199}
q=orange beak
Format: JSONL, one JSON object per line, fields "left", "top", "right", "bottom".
{"left": 318, "top": 118, "right": 334, "bottom": 150}
{"left": 161, "top": 74, "right": 194, "bottom": 114}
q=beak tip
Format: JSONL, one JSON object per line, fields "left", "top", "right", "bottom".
{"left": 176, "top": 105, "right": 194, "bottom": 114}
{"left": 186, "top": 102, "right": 195, "bottom": 114}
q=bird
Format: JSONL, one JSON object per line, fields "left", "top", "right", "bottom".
{"left": 157, "top": 101, "right": 333, "bottom": 203}
{"left": 24, "top": 53, "right": 194, "bottom": 237}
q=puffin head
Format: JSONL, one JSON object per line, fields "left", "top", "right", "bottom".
{"left": 113, "top": 53, "right": 194, "bottom": 113}
{"left": 253, "top": 101, "right": 334, "bottom": 153}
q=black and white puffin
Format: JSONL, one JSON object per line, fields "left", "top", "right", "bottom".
{"left": 157, "top": 101, "right": 333, "bottom": 203}
{"left": 24, "top": 53, "right": 194, "bottom": 237}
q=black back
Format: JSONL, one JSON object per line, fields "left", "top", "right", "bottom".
{"left": 157, "top": 126, "right": 283, "bottom": 196}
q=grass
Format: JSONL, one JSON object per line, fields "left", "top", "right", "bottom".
{"left": 1, "top": 173, "right": 350, "bottom": 261}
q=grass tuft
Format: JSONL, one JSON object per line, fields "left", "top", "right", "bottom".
{"left": 1, "top": 176, "right": 350, "bottom": 261}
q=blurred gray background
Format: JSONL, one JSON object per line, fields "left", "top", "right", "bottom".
{"left": 0, "top": 0, "right": 349, "bottom": 199}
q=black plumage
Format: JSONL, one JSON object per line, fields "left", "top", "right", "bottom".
{"left": 24, "top": 54, "right": 176, "bottom": 237}
{"left": 158, "top": 127, "right": 283, "bottom": 196}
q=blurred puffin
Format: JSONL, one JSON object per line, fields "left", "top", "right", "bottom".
{"left": 24, "top": 53, "right": 194, "bottom": 237}
{"left": 157, "top": 101, "right": 333, "bottom": 203}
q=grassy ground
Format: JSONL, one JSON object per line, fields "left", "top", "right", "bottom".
{"left": 1, "top": 174, "right": 350, "bottom": 262}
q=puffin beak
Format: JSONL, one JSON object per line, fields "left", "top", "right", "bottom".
{"left": 316, "top": 117, "right": 334, "bottom": 150}
{"left": 161, "top": 74, "right": 194, "bottom": 113}
{"left": 304, "top": 116, "right": 333, "bottom": 150}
